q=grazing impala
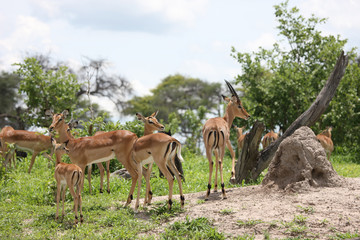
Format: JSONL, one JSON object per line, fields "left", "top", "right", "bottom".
{"left": 53, "top": 138, "right": 83, "bottom": 224}
{"left": 262, "top": 130, "right": 279, "bottom": 149}
{"left": 316, "top": 127, "right": 334, "bottom": 160}
{"left": 46, "top": 110, "right": 139, "bottom": 205}
{"left": 0, "top": 126, "right": 53, "bottom": 173}
{"left": 129, "top": 117, "right": 185, "bottom": 211}
{"left": 202, "top": 80, "right": 250, "bottom": 200}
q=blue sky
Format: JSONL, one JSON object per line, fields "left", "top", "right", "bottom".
{"left": 0, "top": 0, "right": 359, "bottom": 120}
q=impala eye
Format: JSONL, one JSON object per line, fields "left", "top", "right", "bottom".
{"left": 238, "top": 105, "right": 242, "bottom": 109}
{"left": 148, "top": 120, "right": 153, "bottom": 124}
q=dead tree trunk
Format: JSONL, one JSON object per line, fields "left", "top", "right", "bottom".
{"left": 235, "top": 51, "right": 349, "bottom": 184}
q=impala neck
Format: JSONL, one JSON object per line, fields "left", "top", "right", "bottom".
{"left": 223, "top": 105, "right": 236, "bottom": 129}
{"left": 143, "top": 127, "right": 153, "bottom": 136}
{"left": 55, "top": 151, "right": 62, "bottom": 166}
{"left": 57, "top": 124, "right": 73, "bottom": 143}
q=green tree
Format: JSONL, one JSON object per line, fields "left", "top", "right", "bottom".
{"left": 13, "top": 57, "right": 80, "bottom": 127}
{"left": 0, "top": 71, "right": 25, "bottom": 129}
{"left": 231, "top": 0, "right": 359, "bottom": 149}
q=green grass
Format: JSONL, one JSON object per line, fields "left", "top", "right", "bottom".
{"left": 0, "top": 150, "right": 359, "bottom": 239}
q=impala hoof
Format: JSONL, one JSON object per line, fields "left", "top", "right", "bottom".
{"left": 229, "top": 177, "right": 237, "bottom": 185}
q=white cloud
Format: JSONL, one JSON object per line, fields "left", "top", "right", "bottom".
{"left": 246, "top": 33, "right": 276, "bottom": 52}
{"left": 300, "top": 0, "right": 360, "bottom": 29}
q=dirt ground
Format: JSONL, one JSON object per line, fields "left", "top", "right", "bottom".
{"left": 136, "top": 177, "right": 360, "bottom": 239}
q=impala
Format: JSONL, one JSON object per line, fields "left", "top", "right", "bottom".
{"left": 85, "top": 111, "right": 165, "bottom": 197}
{"left": 234, "top": 126, "right": 247, "bottom": 154}
{"left": 53, "top": 138, "right": 83, "bottom": 224}
{"left": 262, "top": 130, "right": 279, "bottom": 149}
{"left": 128, "top": 115, "right": 185, "bottom": 211}
{"left": 202, "top": 80, "right": 250, "bottom": 200}
{"left": 47, "top": 110, "right": 139, "bottom": 205}
{"left": 0, "top": 126, "right": 53, "bottom": 173}
{"left": 316, "top": 126, "right": 334, "bottom": 160}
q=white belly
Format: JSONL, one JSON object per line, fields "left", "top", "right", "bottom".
{"left": 88, "top": 152, "right": 115, "bottom": 165}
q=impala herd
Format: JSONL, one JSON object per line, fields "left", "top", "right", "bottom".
{"left": 0, "top": 80, "right": 334, "bottom": 224}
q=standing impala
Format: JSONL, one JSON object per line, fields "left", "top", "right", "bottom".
{"left": 47, "top": 110, "right": 139, "bottom": 204}
{"left": 128, "top": 119, "right": 185, "bottom": 211}
{"left": 0, "top": 126, "right": 53, "bottom": 173}
{"left": 202, "top": 80, "right": 250, "bottom": 200}
{"left": 235, "top": 126, "right": 247, "bottom": 154}
{"left": 53, "top": 138, "right": 83, "bottom": 224}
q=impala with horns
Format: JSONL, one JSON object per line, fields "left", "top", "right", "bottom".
{"left": 316, "top": 126, "right": 334, "bottom": 160}
{"left": 202, "top": 80, "right": 250, "bottom": 200}
{"left": 46, "top": 110, "right": 139, "bottom": 205}
{"left": 128, "top": 113, "right": 185, "bottom": 211}
{"left": 0, "top": 126, "right": 53, "bottom": 173}
{"left": 261, "top": 130, "right": 279, "bottom": 149}
{"left": 52, "top": 138, "right": 83, "bottom": 224}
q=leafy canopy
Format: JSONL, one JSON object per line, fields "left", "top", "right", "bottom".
{"left": 231, "top": 0, "right": 359, "bottom": 149}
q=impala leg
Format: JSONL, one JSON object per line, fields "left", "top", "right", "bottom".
{"left": 106, "top": 160, "right": 110, "bottom": 193}
{"left": 168, "top": 156, "right": 185, "bottom": 208}
{"left": 87, "top": 164, "right": 93, "bottom": 194}
{"left": 219, "top": 145, "right": 227, "bottom": 199}
{"left": 144, "top": 163, "right": 153, "bottom": 206}
{"left": 205, "top": 148, "right": 213, "bottom": 201}
{"left": 135, "top": 163, "right": 142, "bottom": 212}
{"left": 55, "top": 183, "right": 61, "bottom": 220}
{"left": 97, "top": 162, "right": 105, "bottom": 193}
{"left": 226, "top": 140, "right": 237, "bottom": 184}
{"left": 214, "top": 150, "right": 219, "bottom": 192}
{"left": 28, "top": 152, "right": 39, "bottom": 174}
{"left": 68, "top": 185, "right": 78, "bottom": 224}
{"left": 157, "top": 161, "right": 175, "bottom": 210}
{"left": 61, "top": 186, "right": 67, "bottom": 218}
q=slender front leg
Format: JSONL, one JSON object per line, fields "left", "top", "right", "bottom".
{"left": 96, "top": 162, "right": 105, "bottom": 193}
{"left": 28, "top": 152, "right": 39, "bottom": 174}
{"left": 87, "top": 164, "right": 93, "bottom": 194}
{"left": 135, "top": 163, "right": 142, "bottom": 212}
{"left": 144, "top": 163, "right": 153, "bottom": 206}
{"left": 55, "top": 183, "right": 61, "bottom": 220}
{"left": 106, "top": 161, "right": 110, "bottom": 193}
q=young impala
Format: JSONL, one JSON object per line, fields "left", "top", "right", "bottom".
{"left": 202, "top": 80, "right": 250, "bottom": 200}
{"left": 53, "top": 138, "right": 83, "bottom": 224}
{"left": 234, "top": 126, "right": 247, "bottom": 155}
{"left": 0, "top": 126, "right": 53, "bottom": 173}
{"left": 316, "top": 126, "right": 334, "bottom": 160}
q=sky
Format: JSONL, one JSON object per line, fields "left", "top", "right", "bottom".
{"left": 0, "top": 0, "right": 359, "bottom": 121}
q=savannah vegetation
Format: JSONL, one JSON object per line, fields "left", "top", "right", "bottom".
{"left": 1, "top": 1, "right": 359, "bottom": 239}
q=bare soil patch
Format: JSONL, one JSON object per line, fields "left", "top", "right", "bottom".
{"left": 138, "top": 177, "right": 360, "bottom": 239}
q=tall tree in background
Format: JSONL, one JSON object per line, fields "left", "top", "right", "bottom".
{"left": 77, "top": 57, "right": 133, "bottom": 114}
{"left": 231, "top": 0, "right": 359, "bottom": 149}
{"left": 123, "top": 74, "right": 223, "bottom": 152}
{"left": 13, "top": 57, "right": 80, "bottom": 127}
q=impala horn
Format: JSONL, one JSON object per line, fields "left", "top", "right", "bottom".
{"left": 224, "top": 80, "right": 240, "bottom": 102}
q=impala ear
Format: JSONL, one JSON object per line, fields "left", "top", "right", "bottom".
{"left": 50, "top": 137, "right": 56, "bottom": 147}
{"left": 45, "top": 109, "right": 54, "bottom": 116}
{"left": 222, "top": 95, "right": 231, "bottom": 103}
{"left": 136, "top": 113, "right": 146, "bottom": 122}
{"left": 151, "top": 110, "right": 159, "bottom": 118}
{"left": 62, "top": 110, "right": 69, "bottom": 118}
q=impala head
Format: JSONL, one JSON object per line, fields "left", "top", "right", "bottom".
{"left": 321, "top": 126, "right": 333, "bottom": 138}
{"left": 46, "top": 110, "right": 69, "bottom": 133}
{"left": 51, "top": 137, "right": 69, "bottom": 154}
{"left": 136, "top": 110, "right": 165, "bottom": 133}
{"left": 234, "top": 126, "right": 245, "bottom": 138}
{"left": 223, "top": 80, "right": 250, "bottom": 120}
